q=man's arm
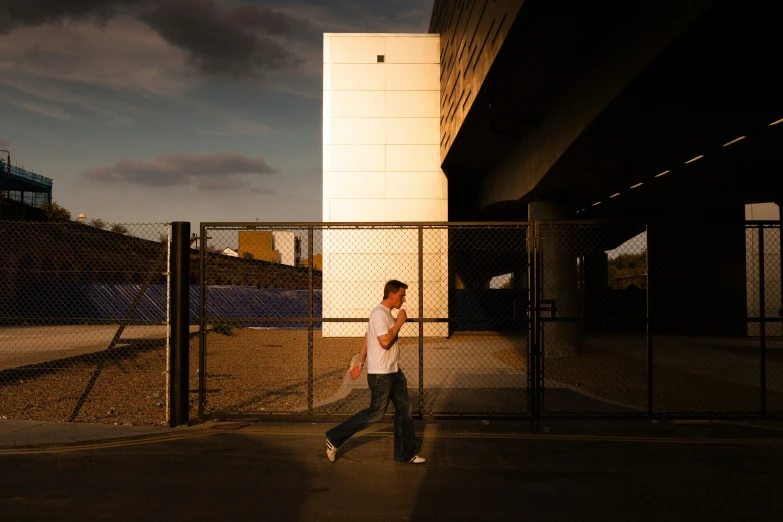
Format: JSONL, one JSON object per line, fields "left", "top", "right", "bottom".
{"left": 377, "top": 309, "right": 407, "bottom": 350}
{"left": 349, "top": 333, "right": 368, "bottom": 380}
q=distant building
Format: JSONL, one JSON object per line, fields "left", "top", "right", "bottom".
{"left": 1, "top": 159, "right": 53, "bottom": 220}
{"left": 238, "top": 231, "right": 301, "bottom": 266}
{"left": 221, "top": 248, "right": 239, "bottom": 257}
{"left": 0, "top": 160, "right": 52, "bottom": 207}
{"left": 271, "top": 231, "right": 301, "bottom": 267}
{"left": 300, "top": 254, "right": 323, "bottom": 272}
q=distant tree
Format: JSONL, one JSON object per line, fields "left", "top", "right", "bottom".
{"left": 241, "top": 251, "right": 255, "bottom": 260}
{"left": 110, "top": 223, "right": 129, "bottom": 234}
{"left": 159, "top": 233, "right": 169, "bottom": 244}
{"left": 608, "top": 250, "right": 647, "bottom": 280}
{"left": 89, "top": 218, "right": 106, "bottom": 229}
{"left": 39, "top": 201, "right": 72, "bottom": 222}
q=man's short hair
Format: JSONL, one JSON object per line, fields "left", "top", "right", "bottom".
{"left": 383, "top": 280, "right": 408, "bottom": 299}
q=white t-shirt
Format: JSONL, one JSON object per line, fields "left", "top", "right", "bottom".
{"left": 365, "top": 303, "right": 399, "bottom": 374}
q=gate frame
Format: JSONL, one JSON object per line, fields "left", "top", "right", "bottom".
{"left": 528, "top": 219, "right": 782, "bottom": 422}
{"left": 195, "top": 220, "right": 782, "bottom": 426}
{"left": 197, "top": 222, "right": 532, "bottom": 422}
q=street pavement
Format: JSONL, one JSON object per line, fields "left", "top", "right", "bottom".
{"left": 1, "top": 418, "right": 783, "bottom": 521}
{"left": 0, "top": 324, "right": 200, "bottom": 370}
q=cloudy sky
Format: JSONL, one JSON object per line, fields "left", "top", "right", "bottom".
{"left": 0, "top": 0, "right": 432, "bottom": 225}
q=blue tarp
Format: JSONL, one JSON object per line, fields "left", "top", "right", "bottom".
{"left": 16, "top": 283, "right": 321, "bottom": 329}
{"left": 16, "top": 283, "right": 524, "bottom": 331}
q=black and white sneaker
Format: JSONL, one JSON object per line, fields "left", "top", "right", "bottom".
{"left": 325, "top": 438, "right": 337, "bottom": 463}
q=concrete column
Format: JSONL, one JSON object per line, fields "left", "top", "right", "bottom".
{"left": 648, "top": 207, "right": 746, "bottom": 336}
{"left": 583, "top": 251, "right": 609, "bottom": 330}
{"left": 529, "top": 201, "right": 579, "bottom": 356}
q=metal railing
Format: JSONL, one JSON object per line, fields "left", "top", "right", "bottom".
{"left": 1, "top": 161, "right": 53, "bottom": 188}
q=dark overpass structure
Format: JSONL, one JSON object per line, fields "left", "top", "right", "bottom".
{"left": 431, "top": 0, "right": 782, "bottom": 344}
{"left": 431, "top": 0, "right": 783, "bottom": 220}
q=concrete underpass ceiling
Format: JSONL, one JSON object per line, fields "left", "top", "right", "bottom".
{"left": 444, "top": 0, "right": 783, "bottom": 221}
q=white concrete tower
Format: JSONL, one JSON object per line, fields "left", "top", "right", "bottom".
{"left": 322, "top": 33, "right": 448, "bottom": 337}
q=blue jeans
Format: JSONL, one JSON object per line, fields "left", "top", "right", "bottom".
{"left": 326, "top": 369, "right": 416, "bottom": 462}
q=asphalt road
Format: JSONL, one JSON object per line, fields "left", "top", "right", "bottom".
{"left": 1, "top": 421, "right": 782, "bottom": 521}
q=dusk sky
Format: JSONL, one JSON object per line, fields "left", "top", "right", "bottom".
{"left": 0, "top": 0, "right": 432, "bottom": 226}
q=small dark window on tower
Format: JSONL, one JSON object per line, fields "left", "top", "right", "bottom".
{"left": 377, "top": 55, "right": 385, "bottom": 63}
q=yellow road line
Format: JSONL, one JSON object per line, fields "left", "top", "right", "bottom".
{"left": 242, "top": 428, "right": 783, "bottom": 446}
{"left": 0, "top": 430, "right": 217, "bottom": 456}
{"left": 3, "top": 425, "right": 782, "bottom": 456}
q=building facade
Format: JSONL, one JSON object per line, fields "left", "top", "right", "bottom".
{"left": 321, "top": 2, "right": 782, "bottom": 342}
{"left": 322, "top": 33, "right": 448, "bottom": 336}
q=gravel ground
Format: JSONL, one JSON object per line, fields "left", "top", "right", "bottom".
{"left": 0, "top": 328, "right": 363, "bottom": 426}
{"left": 198, "top": 328, "right": 362, "bottom": 416}
{"left": 0, "top": 329, "right": 525, "bottom": 425}
{"left": 2, "top": 328, "right": 780, "bottom": 425}
{"left": 0, "top": 340, "right": 168, "bottom": 426}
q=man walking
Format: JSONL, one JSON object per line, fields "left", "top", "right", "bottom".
{"left": 325, "top": 280, "right": 426, "bottom": 464}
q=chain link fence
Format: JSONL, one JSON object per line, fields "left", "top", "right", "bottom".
{"left": 0, "top": 221, "right": 171, "bottom": 425}
{"left": 649, "top": 222, "right": 758, "bottom": 414}
{"left": 535, "top": 221, "right": 782, "bottom": 417}
{"left": 200, "top": 221, "right": 781, "bottom": 420}
{"left": 537, "top": 223, "right": 649, "bottom": 415}
{"left": 3, "top": 219, "right": 780, "bottom": 424}
{"left": 747, "top": 223, "right": 783, "bottom": 414}
{"left": 199, "top": 224, "right": 530, "bottom": 419}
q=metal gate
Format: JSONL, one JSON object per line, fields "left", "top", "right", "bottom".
{"left": 530, "top": 220, "right": 782, "bottom": 420}
{"left": 198, "top": 223, "right": 531, "bottom": 420}
{"left": 196, "top": 221, "right": 782, "bottom": 423}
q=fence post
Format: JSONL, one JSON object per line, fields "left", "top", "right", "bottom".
{"left": 198, "top": 224, "right": 207, "bottom": 419}
{"left": 646, "top": 226, "right": 653, "bottom": 416}
{"left": 528, "top": 221, "right": 541, "bottom": 432}
{"left": 759, "top": 225, "right": 766, "bottom": 417}
{"left": 308, "top": 225, "right": 314, "bottom": 414}
{"left": 168, "top": 221, "right": 191, "bottom": 427}
{"left": 418, "top": 225, "right": 424, "bottom": 418}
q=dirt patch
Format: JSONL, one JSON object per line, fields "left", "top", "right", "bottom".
{"left": 4, "top": 328, "right": 778, "bottom": 426}
{"left": 0, "top": 329, "right": 530, "bottom": 425}
{"left": 0, "top": 328, "right": 363, "bottom": 425}
{"left": 196, "top": 328, "right": 361, "bottom": 416}
{"left": 0, "top": 339, "right": 168, "bottom": 426}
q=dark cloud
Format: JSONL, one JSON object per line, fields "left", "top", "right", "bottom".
{"left": 140, "top": 0, "right": 300, "bottom": 79}
{"left": 0, "top": 0, "right": 145, "bottom": 33}
{"left": 226, "top": 4, "right": 297, "bottom": 36}
{"left": 82, "top": 152, "right": 278, "bottom": 190}
{"left": 1, "top": 0, "right": 308, "bottom": 79}
{"left": 195, "top": 176, "right": 252, "bottom": 191}
{"left": 250, "top": 187, "right": 276, "bottom": 195}
{"left": 81, "top": 166, "right": 115, "bottom": 181}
